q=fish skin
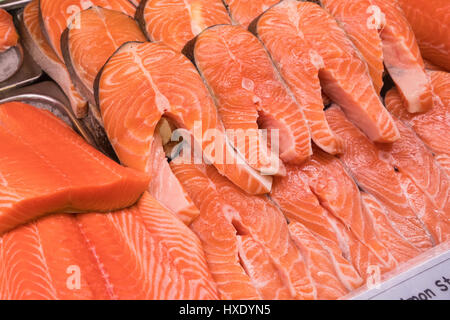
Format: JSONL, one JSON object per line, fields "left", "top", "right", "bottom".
{"left": 193, "top": 25, "right": 311, "bottom": 172}
{"left": 39, "top": 0, "right": 136, "bottom": 61}
{"left": 288, "top": 221, "right": 349, "bottom": 300}
{"left": 223, "top": 0, "right": 280, "bottom": 28}
{"left": 255, "top": 0, "right": 399, "bottom": 155}
{"left": 325, "top": 105, "right": 434, "bottom": 251}
{"left": 136, "top": 0, "right": 231, "bottom": 52}
{"left": 269, "top": 164, "right": 364, "bottom": 291}
{"left": 0, "top": 102, "right": 150, "bottom": 235}
{"left": 0, "top": 193, "right": 218, "bottom": 300}
{"left": 62, "top": 6, "right": 146, "bottom": 107}
{"left": 398, "top": 0, "right": 450, "bottom": 71}
{"left": 21, "top": 0, "right": 87, "bottom": 118}
{"left": 385, "top": 71, "right": 450, "bottom": 176}
{"left": 298, "top": 148, "right": 397, "bottom": 271}
{"left": 322, "top": 0, "right": 433, "bottom": 113}
{"left": 96, "top": 41, "right": 272, "bottom": 195}
{"left": 170, "top": 160, "right": 316, "bottom": 300}
{"left": 0, "top": 8, "right": 18, "bottom": 52}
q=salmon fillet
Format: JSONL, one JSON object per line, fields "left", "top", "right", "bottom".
{"left": 193, "top": 25, "right": 311, "bottom": 173}
{"left": 61, "top": 6, "right": 146, "bottom": 107}
{"left": 0, "top": 8, "right": 18, "bottom": 52}
{"left": 326, "top": 105, "right": 434, "bottom": 250}
{"left": 269, "top": 164, "right": 365, "bottom": 290}
{"left": 39, "top": 0, "right": 136, "bottom": 61}
{"left": 0, "top": 102, "right": 149, "bottom": 234}
{"left": 288, "top": 222, "right": 349, "bottom": 300}
{"left": 398, "top": 0, "right": 450, "bottom": 71}
{"left": 223, "top": 0, "right": 279, "bottom": 28}
{"left": 322, "top": 0, "right": 433, "bottom": 113}
{"left": 170, "top": 159, "right": 316, "bottom": 299}
{"left": 0, "top": 193, "right": 218, "bottom": 300}
{"left": 96, "top": 41, "right": 272, "bottom": 194}
{"left": 385, "top": 71, "right": 450, "bottom": 175}
{"left": 20, "top": 0, "right": 87, "bottom": 118}
{"left": 136, "top": 0, "right": 231, "bottom": 51}
{"left": 255, "top": 0, "right": 399, "bottom": 155}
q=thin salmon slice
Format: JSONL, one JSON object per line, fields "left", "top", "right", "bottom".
{"left": 136, "top": 0, "right": 231, "bottom": 52}
{"left": 223, "top": 0, "right": 279, "bottom": 28}
{"left": 78, "top": 192, "right": 218, "bottom": 299}
{"left": 170, "top": 160, "right": 315, "bottom": 299}
{"left": 20, "top": 0, "right": 87, "bottom": 118}
{"left": 193, "top": 25, "right": 311, "bottom": 172}
{"left": 298, "top": 148, "right": 397, "bottom": 270}
{"left": 288, "top": 222, "right": 349, "bottom": 300}
{"left": 0, "top": 193, "right": 218, "bottom": 300}
{"left": 361, "top": 193, "right": 422, "bottom": 264}
{"left": 39, "top": 0, "right": 136, "bottom": 61}
{"left": 0, "top": 102, "right": 150, "bottom": 235}
{"left": 255, "top": 0, "right": 399, "bottom": 155}
{"left": 385, "top": 71, "right": 450, "bottom": 175}
{"left": 236, "top": 235, "right": 295, "bottom": 300}
{"left": 398, "top": 0, "right": 450, "bottom": 71}
{"left": 147, "top": 134, "right": 199, "bottom": 224}
{"left": 269, "top": 164, "right": 364, "bottom": 290}
{"left": 96, "top": 41, "right": 272, "bottom": 194}
{"left": 322, "top": 0, "right": 433, "bottom": 113}
{"left": 0, "top": 8, "right": 18, "bottom": 52}
{"left": 325, "top": 105, "right": 434, "bottom": 250}
{"left": 61, "top": 6, "right": 146, "bottom": 107}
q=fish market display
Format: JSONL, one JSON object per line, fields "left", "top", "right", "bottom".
{"left": 398, "top": 0, "right": 450, "bottom": 71}
{"left": 19, "top": 0, "right": 87, "bottom": 118}
{"left": 0, "top": 192, "right": 218, "bottom": 299}
{"left": 136, "top": 0, "right": 231, "bottom": 51}
{"left": 254, "top": 0, "right": 400, "bottom": 155}
{"left": 192, "top": 24, "right": 311, "bottom": 173}
{"left": 96, "top": 41, "right": 272, "bottom": 195}
{"left": 0, "top": 102, "right": 149, "bottom": 234}
{"left": 322, "top": 0, "right": 433, "bottom": 113}
{"left": 0, "top": 0, "right": 448, "bottom": 301}
{"left": 223, "top": 0, "right": 279, "bottom": 28}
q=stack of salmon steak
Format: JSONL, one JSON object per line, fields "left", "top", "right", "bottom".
{"left": 0, "top": 0, "right": 448, "bottom": 300}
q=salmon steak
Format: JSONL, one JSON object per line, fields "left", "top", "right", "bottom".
{"left": 0, "top": 8, "right": 18, "bottom": 52}
{"left": 95, "top": 41, "right": 272, "bottom": 195}
{"left": 61, "top": 6, "right": 146, "bottom": 107}
{"left": 223, "top": 0, "right": 280, "bottom": 28}
{"left": 136, "top": 0, "right": 231, "bottom": 52}
{"left": 398, "top": 0, "right": 450, "bottom": 71}
{"left": 0, "top": 192, "right": 218, "bottom": 300}
{"left": 192, "top": 25, "right": 311, "bottom": 173}
{"left": 386, "top": 71, "right": 450, "bottom": 175}
{"left": 322, "top": 0, "right": 433, "bottom": 113}
{"left": 326, "top": 105, "right": 436, "bottom": 250}
{"left": 254, "top": 0, "right": 399, "bottom": 155}
{"left": 170, "top": 158, "right": 316, "bottom": 300}
{"left": 0, "top": 102, "right": 149, "bottom": 234}
{"left": 39, "top": 0, "right": 136, "bottom": 61}
{"left": 19, "top": 0, "right": 87, "bottom": 118}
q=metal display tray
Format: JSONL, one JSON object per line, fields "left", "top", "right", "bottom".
{"left": 0, "top": 0, "right": 30, "bottom": 10}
